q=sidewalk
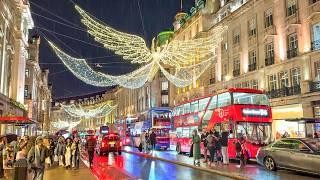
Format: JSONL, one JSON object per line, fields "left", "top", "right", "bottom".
{"left": 44, "top": 162, "right": 96, "bottom": 180}
{"left": 122, "top": 146, "right": 277, "bottom": 180}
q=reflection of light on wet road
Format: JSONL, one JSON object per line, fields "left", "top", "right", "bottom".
{"left": 148, "top": 161, "right": 156, "bottom": 180}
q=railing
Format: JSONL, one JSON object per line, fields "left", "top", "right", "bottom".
{"left": 248, "top": 63, "right": 256, "bottom": 72}
{"left": 233, "top": 69, "right": 240, "bottom": 77}
{"left": 161, "top": 90, "right": 169, "bottom": 95}
{"left": 209, "top": 78, "right": 216, "bottom": 84}
{"left": 310, "top": 81, "right": 320, "bottom": 92}
{"left": 311, "top": 40, "right": 320, "bottom": 51}
{"left": 267, "top": 85, "right": 301, "bottom": 99}
{"left": 287, "top": 48, "right": 298, "bottom": 59}
{"left": 265, "top": 56, "right": 275, "bottom": 66}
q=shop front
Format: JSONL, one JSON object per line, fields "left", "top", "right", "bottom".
{"left": 272, "top": 104, "right": 317, "bottom": 139}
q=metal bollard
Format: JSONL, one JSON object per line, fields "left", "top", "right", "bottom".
{"left": 13, "top": 159, "right": 28, "bottom": 180}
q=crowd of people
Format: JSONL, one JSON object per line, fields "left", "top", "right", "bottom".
{"left": 139, "top": 129, "right": 157, "bottom": 153}
{"left": 0, "top": 134, "right": 82, "bottom": 180}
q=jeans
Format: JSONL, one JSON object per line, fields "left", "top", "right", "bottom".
{"left": 88, "top": 151, "right": 94, "bottom": 167}
{"left": 221, "top": 146, "right": 229, "bottom": 164}
{"left": 31, "top": 168, "right": 44, "bottom": 180}
{"left": 150, "top": 143, "right": 156, "bottom": 150}
{"left": 208, "top": 146, "right": 215, "bottom": 163}
{"left": 72, "top": 153, "right": 80, "bottom": 168}
{"left": 203, "top": 146, "right": 208, "bottom": 161}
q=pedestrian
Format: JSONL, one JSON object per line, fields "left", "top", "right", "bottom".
{"left": 201, "top": 129, "right": 209, "bottom": 163}
{"left": 238, "top": 137, "right": 249, "bottom": 167}
{"left": 85, "top": 136, "right": 96, "bottom": 168}
{"left": 27, "top": 136, "right": 47, "bottom": 180}
{"left": 3, "top": 140, "right": 15, "bottom": 178}
{"left": 48, "top": 139, "right": 55, "bottom": 166}
{"left": 149, "top": 130, "right": 157, "bottom": 152}
{"left": 54, "top": 136, "right": 66, "bottom": 167}
{"left": 221, "top": 126, "right": 229, "bottom": 165}
{"left": 13, "top": 150, "right": 28, "bottom": 180}
{"left": 314, "top": 132, "right": 319, "bottom": 138}
{"left": 213, "top": 129, "right": 222, "bottom": 166}
{"left": 0, "top": 136, "right": 6, "bottom": 178}
{"left": 191, "top": 129, "right": 201, "bottom": 166}
{"left": 71, "top": 137, "right": 81, "bottom": 169}
{"left": 139, "top": 131, "right": 147, "bottom": 153}
{"left": 64, "top": 138, "right": 72, "bottom": 169}
{"left": 206, "top": 132, "right": 215, "bottom": 167}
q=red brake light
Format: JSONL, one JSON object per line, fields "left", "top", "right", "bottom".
{"left": 126, "top": 138, "right": 130, "bottom": 143}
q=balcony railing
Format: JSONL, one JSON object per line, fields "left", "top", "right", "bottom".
{"left": 233, "top": 69, "right": 240, "bottom": 77}
{"left": 311, "top": 39, "right": 320, "bottom": 51}
{"left": 248, "top": 63, "right": 256, "bottom": 72}
{"left": 310, "top": 81, "right": 320, "bottom": 92}
{"left": 161, "top": 90, "right": 169, "bottom": 95}
{"left": 267, "top": 85, "right": 301, "bottom": 99}
{"left": 287, "top": 48, "right": 298, "bottom": 59}
{"left": 209, "top": 78, "right": 215, "bottom": 84}
{"left": 265, "top": 56, "right": 275, "bottom": 66}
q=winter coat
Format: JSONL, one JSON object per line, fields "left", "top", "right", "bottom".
{"left": 192, "top": 134, "right": 201, "bottom": 160}
{"left": 149, "top": 132, "right": 156, "bottom": 144}
{"left": 54, "top": 143, "right": 66, "bottom": 156}
{"left": 27, "top": 145, "right": 47, "bottom": 169}
{"left": 206, "top": 134, "right": 215, "bottom": 148}
{"left": 86, "top": 138, "right": 96, "bottom": 152}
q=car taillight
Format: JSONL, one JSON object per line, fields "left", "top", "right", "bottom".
{"left": 102, "top": 142, "right": 106, "bottom": 147}
{"left": 120, "top": 142, "right": 122, "bottom": 146}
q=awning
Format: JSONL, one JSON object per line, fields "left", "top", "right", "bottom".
{"left": 0, "top": 117, "right": 36, "bottom": 124}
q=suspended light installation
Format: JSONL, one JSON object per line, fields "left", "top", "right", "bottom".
{"left": 51, "top": 119, "right": 82, "bottom": 131}
{"left": 47, "top": 5, "right": 227, "bottom": 88}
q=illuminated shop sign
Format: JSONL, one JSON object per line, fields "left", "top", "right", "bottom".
{"left": 242, "top": 108, "right": 269, "bottom": 117}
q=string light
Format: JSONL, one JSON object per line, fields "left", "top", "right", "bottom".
{"left": 51, "top": 119, "right": 81, "bottom": 131}
{"left": 60, "top": 102, "right": 117, "bottom": 118}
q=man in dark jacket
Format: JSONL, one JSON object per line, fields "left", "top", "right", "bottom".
{"left": 27, "top": 136, "right": 47, "bottom": 180}
{"left": 149, "top": 130, "right": 157, "bottom": 151}
{"left": 86, "top": 136, "right": 96, "bottom": 168}
{"left": 200, "top": 129, "right": 209, "bottom": 163}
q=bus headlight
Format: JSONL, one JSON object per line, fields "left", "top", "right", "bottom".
{"left": 242, "top": 108, "right": 269, "bottom": 117}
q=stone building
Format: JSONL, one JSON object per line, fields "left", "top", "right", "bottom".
{"left": 170, "top": 0, "right": 320, "bottom": 138}
{"left": 0, "top": 0, "right": 34, "bottom": 135}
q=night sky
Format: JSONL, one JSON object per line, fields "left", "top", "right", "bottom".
{"left": 29, "top": 0, "right": 194, "bottom": 99}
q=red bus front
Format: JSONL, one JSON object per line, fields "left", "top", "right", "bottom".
{"left": 172, "top": 88, "right": 273, "bottom": 159}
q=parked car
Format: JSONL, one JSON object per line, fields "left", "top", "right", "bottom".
{"left": 256, "top": 138, "right": 320, "bottom": 175}
{"left": 95, "top": 133, "right": 122, "bottom": 156}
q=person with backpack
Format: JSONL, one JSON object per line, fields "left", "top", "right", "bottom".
{"left": 27, "top": 136, "right": 47, "bottom": 180}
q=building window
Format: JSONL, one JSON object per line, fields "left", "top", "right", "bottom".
{"left": 268, "top": 74, "right": 277, "bottom": 90}
{"left": 235, "top": 83, "right": 242, "bottom": 88}
{"left": 222, "top": 41, "right": 228, "bottom": 51}
{"left": 279, "top": 71, "right": 289, "bottom": 88}
{"left": 288, "top": 33, "right": 298, "bottom": 58}
{"left": 291, "top": 68, "right": 301, "bottom": 86}
{"left": 312, "top": 23, "right": 320, "bottom": 50}
{"left": 161, "top": 81, "right": 169, "bottom": 91}
{"left": 251, "top": 79, "right": 259, "bottom": 89}
{"left": 248, "top": 50, "right": 257, "bottom": 71}
{"left": 266, "top": 42, "right": 274, "bottom": 58}
{"left": 265, "top": 9, "right": 273, "bottom": 28}
{"left": 161, "top": 95, "right": 169, "bottom": 105}
{"left": 248, "top": 18, "right": 256, "bottom": 37}
{"left": 242, "top": 81, "right": 250, "bottom": 88}
{"left": 233, "top": 31, "right": 240, "bottom": 45}
{"left": 315, "top": 61, "right": 320, "bottom": 80}
{"left": 233, "top": 59, "right": 240, "bottom": 76}
{"left": 24, "top": 85, "right": 28, "bottom": 98}
{"left": 222, "top": 63, "right": 228, "bottom": 79}
{"left": 25, "top": 68, "right": 29, "bottom": 78}
{"left": 287, "top": 0, "right": 297, "bottom": 17}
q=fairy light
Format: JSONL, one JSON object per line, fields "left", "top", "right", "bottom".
{"left": 60, "top": 103, "right": 117, "bottom": 118}
{"left": 51, "top": 119, "right": 82, "bottom": 131}
{"left": 47, "top": 5, "right": 227, "bottom": 89}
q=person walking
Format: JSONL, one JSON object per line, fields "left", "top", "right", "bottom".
{"left": 139, "top": 131, "right": 147, "bottom": 153}
{"left": 86, "top": 136, "right": 96, "bottom": 168}
{"left": 71, "top": 137, "right": 81, "bottom": 169}
{"left": 27, "top": 136, "right": 47, "bottom": 180}
{"left": 64, "top": 138, "right": 72, "bottom": 169}
{"left": 206, "top": 132, "right": 215, "bottom": 167}
{"left": 237, "top": 137, "right": 249, "bottom": 167}
{"left": 201, "top": 129, "right": 209, "bottom": 163}
{"left": 149, "top": 130, "right": 157, "bottom": 152}
{"left": 213, "top": 130, "right": 222, "bottom": 166}
{"left": 0, "top": 136, "right": 6, "bottom": 178}
{"left": 54, "top": 137, "right": 65, "bottom": 167}
{"left": 192, "top": 129, "right": 201, "bottom": 166}
{"left": 221, "top": 126, "right": 229, "bottom": 165}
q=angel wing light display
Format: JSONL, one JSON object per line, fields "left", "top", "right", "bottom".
{"left": 47, "top": 5, "right": 227, "bottom": 89}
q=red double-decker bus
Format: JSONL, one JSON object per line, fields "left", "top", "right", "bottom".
{"left": 172, "top": 88, "right": 272, "bottom": 159}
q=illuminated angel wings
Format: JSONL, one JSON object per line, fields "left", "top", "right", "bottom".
{"left": 75, "top": 5, "right": 226, "bottom": 67}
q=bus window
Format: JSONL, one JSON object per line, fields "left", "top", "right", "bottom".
{"left": 177, "top": 105, "right": 183, "bottom": 115}
{"left": 217, "top": 93, "right": 231, "bottom": 108}
{"left": 182, "top": 127, "right": 190, "bottom": 137}
{"left": 176, "top": 127, "right": 182, "bottom": 138}
{"left": 233, "top": 92, "right": 269, "bottom": 106}
{"left": 208, "top": 96, "right": 217, "bottom": 110}
{"left": 199, "top": 97, "right": 210, "bottom": 111}
{"left": 190, "top": 101, "right": 199, "bottom": 112}
{"left": 184, "top": 103, "right": 191, "bottom": 114}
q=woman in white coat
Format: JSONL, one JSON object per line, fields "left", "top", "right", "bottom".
{"left": 64, "top": 138, "right": 72, "bottom": 169}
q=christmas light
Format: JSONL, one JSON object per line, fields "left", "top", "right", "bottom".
{"left": 60, "top": 102, "right": 117, "bottom": 118}
{"left": 51, "top": 119, "right": 81, "bottom": 131}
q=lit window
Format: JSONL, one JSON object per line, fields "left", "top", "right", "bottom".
{"left": 288, "top": 33, "right": 298, "bottom": 50}
{"left": 161, "top": 95, "right": 169, "bottom": 105}
{"left": 161, "top": 81, "right": 169, "bottom": 91}
{"left": 265, "top": 8, "right": 273, "bottom": 28}
{"left": 287, "top": 0, "right": 297, "bottom": 17}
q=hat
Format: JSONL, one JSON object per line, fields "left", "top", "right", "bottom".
{"left": 35, "top": 136, "right": 44, "bottom": 143}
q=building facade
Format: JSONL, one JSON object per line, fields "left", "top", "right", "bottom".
{"left": 0, "top": 0, "right": 34, "bottom": 135}
{"left": 170, "top": 0, "right": 320, "bottom": 138}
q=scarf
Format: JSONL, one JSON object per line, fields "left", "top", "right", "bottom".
{"left": 34, "top": 145, "right": 41, "bottom": 168}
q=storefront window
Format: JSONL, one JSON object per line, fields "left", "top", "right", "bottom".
{"left": 274, "top": 120, "right": 306, "bottom": 139}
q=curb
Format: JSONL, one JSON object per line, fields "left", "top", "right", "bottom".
{"left": 122, "top": 149, "right": 250, "bottom": 180}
